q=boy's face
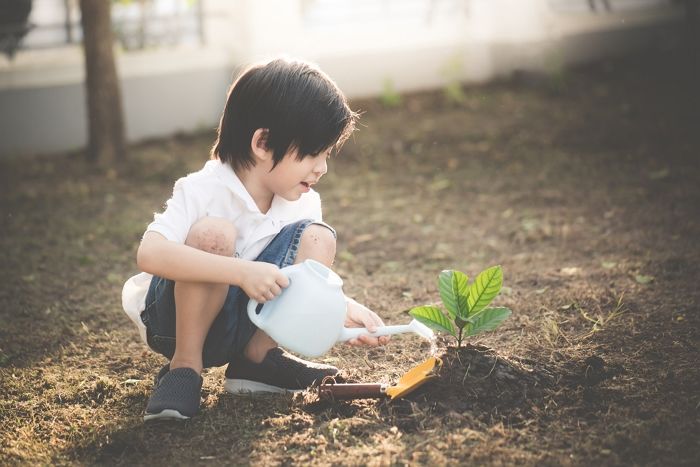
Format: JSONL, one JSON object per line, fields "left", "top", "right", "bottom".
{"left": 263, "top": 148, "right": 330, "bottom": 201}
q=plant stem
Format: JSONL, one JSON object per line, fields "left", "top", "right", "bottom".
{"left": 457, "top": 326, "right": 464, "bottom": 348}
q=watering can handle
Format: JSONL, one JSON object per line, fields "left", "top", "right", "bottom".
{"left": 247, "top": 298, "right": 264, "bottom": 328}
{"left": 246, "top": 265, "right": 298, "bottom": 328}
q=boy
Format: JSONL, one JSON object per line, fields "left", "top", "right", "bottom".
{"left": 122, "top": 58, "right": 389, "bottom": 421}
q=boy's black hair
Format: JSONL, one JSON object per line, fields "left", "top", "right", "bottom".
{"left": 211, "top": 58, "right": 358, "bottom": 171}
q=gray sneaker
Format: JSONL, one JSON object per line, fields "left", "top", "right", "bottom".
{"left": 153, "top": 363, "right": 170, "bottom": 387}
{"left": 144, "top": 367, "right": 203, "bottom": 421}
{"left": 224, "top": 347, "right": 340, "bottom": 394}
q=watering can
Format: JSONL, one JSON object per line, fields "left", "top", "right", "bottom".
{"left": 247, "top": 259, "right": 434, "bottom": 358}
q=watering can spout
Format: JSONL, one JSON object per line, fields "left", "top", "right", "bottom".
{"left": 338, "top": 319, "right": 434, "bottom": 342}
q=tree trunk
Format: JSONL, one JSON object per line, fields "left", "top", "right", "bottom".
{"left": 79, "top": 0, "right": 126, "bottom": 163}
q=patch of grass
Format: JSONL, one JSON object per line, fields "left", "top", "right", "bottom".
{"left": 380, "top": 78, "right": 402, "bottom": 108}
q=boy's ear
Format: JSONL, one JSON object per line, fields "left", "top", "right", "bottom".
{"left": 251, "top": 128, "right": 272, "bottom": 162}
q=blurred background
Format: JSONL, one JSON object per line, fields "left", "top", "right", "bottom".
{"left": 0, "top": 0, "right": 691, "bottom": 158}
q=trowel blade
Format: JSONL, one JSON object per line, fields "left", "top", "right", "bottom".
{"left": 385, "top": 356, "right": 442, "bottom": 400}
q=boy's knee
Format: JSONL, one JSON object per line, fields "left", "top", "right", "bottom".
{"left": 185, "top": 217, "right": 237, "bottom": 256}
{"left": 299, "top": 223, "right": 336, "bottom": 266}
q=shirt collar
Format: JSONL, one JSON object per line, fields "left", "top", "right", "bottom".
{"left": 268, "top": 194, "right": 296, "bottom": 220}
{"left": 209, "top": 159, "right": 298, "bottom": 221}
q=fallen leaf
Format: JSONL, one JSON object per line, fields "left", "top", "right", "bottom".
{"left": 601, "top": 261, "right": 617, "bottom": 269}
{"left": 522, "top": 218, "right": 539, "bottom": 231}
{"left": 648, "top": 168, "right": 670, "bottom": 180}
{"left": 428, "top": 178, "right": 451, "bottom": 192}
{"left": 349, "top": 233, "right": 373, "bottom": 246}
{"left": 383, "top": 261, "right": 402, "bottom": 271}
{"left": 106, "top": 273, "right": 122, "bottom": 284}
{"left": 561, "top": 267, "right": 580, "bottom": 276}
{"left": 635, "top": 274, "right": 654, "bottom": 284}
{"left": 338, "top": 250, "right": 355, "bottom": 262}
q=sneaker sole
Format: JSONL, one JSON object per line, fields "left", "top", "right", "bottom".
{"left": 143, "top": 409, "right": 190, "bottom": 422}
{"left": 224, "top": 378, "right": 305, "bottom": 395}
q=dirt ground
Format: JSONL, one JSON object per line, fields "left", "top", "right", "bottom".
{"left": 1, "top": 47, "right": 699, "bottom": 466}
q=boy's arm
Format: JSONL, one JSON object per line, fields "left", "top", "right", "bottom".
{"left": 137, "top": 231, "right": 288, "bottom": 302}
{"left": 344, "top": 296, "right": 390, "bottom": 347}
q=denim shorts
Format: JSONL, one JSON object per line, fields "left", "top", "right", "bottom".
{"left": 140, "top": 218, "right": 335, "bottom": 368}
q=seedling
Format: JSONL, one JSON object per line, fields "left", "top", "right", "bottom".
{"left": 409, "top": 266, "right": 511, "bottom": 348}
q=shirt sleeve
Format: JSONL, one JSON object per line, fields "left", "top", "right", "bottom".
{"left": 146, "top": 177, "right": 205, "bottom": 244}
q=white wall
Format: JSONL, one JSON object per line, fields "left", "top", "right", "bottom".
{"left": 0, "top": 0, "right": 685, "bottom": 157}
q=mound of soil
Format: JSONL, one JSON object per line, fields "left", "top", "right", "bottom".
{"left": 305, "top": 342, "right": 627, "bottom": 434}
{"left": 381, "top": 344, "right": 556, "bottom": 431}
{"left": 377, "top": 342, "right": 630, "bottom": 436}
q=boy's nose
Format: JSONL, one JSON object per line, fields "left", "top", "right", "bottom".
{"left": 314, "top": 159, "right": 328, "bottom": 176}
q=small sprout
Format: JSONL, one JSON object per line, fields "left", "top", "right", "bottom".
{"left": 409, "top": 266, "right": 512, "bottom": 347}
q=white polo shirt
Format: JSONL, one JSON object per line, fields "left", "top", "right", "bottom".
{"left": 121, "top": 159, "right": 323, "bottom": 343}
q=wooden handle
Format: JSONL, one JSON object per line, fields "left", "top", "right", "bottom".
{"left": 318, "top": 383, "right": 387, "bottom": 400}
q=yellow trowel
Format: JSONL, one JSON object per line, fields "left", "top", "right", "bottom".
{"left": 318, "top": 356, "right": 442, "bottom": 401}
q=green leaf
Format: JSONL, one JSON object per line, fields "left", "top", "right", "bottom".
{"left": 438, "top": 270, "right": 469, "bottom": 320}
{"left": 409, "top": 305, "right": 456, "bottom": 336}
{"left": 467, "top": 265, "right": 503, "bottom": 316}
{"left": 464, "top": 307, "right": 511, "bottom": 337}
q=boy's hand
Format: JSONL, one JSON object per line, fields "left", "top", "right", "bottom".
{"left": 239, "top": 261, "right": 289, "bottom": 303}
{"left": 344, "top": 297, "right": 390, "bottom": 347}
